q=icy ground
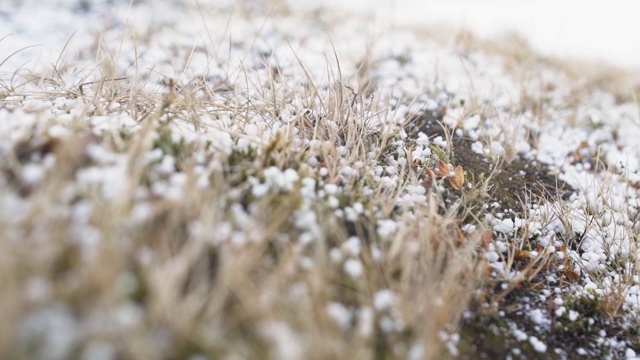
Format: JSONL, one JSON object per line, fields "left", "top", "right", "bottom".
{"left": 1, "top": 1, "right": 639, "bottom": 359}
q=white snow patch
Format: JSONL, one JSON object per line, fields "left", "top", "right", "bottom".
{"left": 529, "top": 336, "right": 547, "bottom": 353}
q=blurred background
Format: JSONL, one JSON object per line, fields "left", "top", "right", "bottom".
{"left": 302, "top": 0, "right": 640, "bottom": 71}
{"left": 2, "top": 1, "right": 638, "bottom": 71}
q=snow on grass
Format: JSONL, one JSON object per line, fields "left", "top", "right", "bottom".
{"left": 1, "top": 0, "right": 639, "bottom": 359}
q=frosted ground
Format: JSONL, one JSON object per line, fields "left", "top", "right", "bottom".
{"left": 1, "top": 0, "right": 639, "bottom": 359}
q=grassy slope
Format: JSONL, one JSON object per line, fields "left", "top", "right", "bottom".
{"left": 1, "top": 1, "right": 639, "bottom": 359}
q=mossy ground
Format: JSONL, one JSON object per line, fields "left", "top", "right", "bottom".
{"left": 408, "top": 111, "right": 569, "bottom": 214}
{"left": 405, "top": 110, "right": 639, "bottom": 359}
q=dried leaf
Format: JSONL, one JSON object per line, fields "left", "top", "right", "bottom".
{"left": 423, "top": 167, "right": 436, "bottom": 189}
{"left": 447, "top": 177, "right": 460, "bottom": 190}
{"left": 514, "top": 250, "right": 531, "bottom": 261}
{"left": 627, "top": 180, "right": 640, "bottom": 190}
{"left": 437, "top": 160, "right": 449, "bottom": 172}
{"left": 455, "top": 224, "right": 466, "bottom": 245}
{"left": 480, "top": 230, "right": 493, "bottom": 250}
{"left": 562, "top": 250, "right": 571, "bottom": 269}
{"left": 454, "top": 165, "right": 465, "bottom": 189}
{"left": 564, "top": 269, "right": 580, "bottom": 281}
{"left": 434, "top": 160, "right": 450, "bottom": 177}
{"left": 407, "top": 147, "right": 421, "bottom": 170}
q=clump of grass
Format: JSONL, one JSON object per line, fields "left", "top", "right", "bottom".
{"left": 0, "top": 10, "right": 490, "bottom": 360}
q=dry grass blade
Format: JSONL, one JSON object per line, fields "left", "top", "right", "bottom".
{"left": 0, "top": 43, "right": 42, "bottom": 70}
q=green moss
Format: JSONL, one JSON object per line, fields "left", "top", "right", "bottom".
{"left": 393, "top": 53, "right": 411, "bottom": 67}
{"left": 429, "top": 144, "right": 449, "bottom": 163}
{"left": 228, "top": 145, "right": 258, "bottom": 168}
{"left": 459, "top": 292, "right": 639, "bottom": 359}
{"left": 154, "top": 126, "right": 186, "bottom": 159}
{"left": 224, "top": 144, "right": 259, "bottom": 190}
{"left": 127, "top": 267, "right": 148, "bottom": 305}
{"left": 457, "top": 311, "right": 533, "bottom": 359}
{"left": 556, "top": 295, "right": 608, "bottom": 336}
{"left": 409, "top": 111, "right": 569, "bottom": 214}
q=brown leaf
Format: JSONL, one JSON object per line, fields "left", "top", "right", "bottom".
{"left": 455, "top": 224, "right": 466, "bottom": 245}
{"left": 447, "top": 176, "right": 460, "bottom": 190}
{"left": 514, "top": 250, "right": 531, "bottom": 261}
{"left": 434, "top": 160, "right": 451, "bottom": 177}
{"left": 453, "top": 165, "right": 465, "bottom": 190}
{"left": 563, "top": 269, "right": 580, "bottom": 282}
{"left": 480, "top": 230, "right": 493, "bottom": 250}
{"left": 423, "top": 167, "right": 436, "bottom": 188}
{"left": 627, "top": 180, "right": 640, "bottom": 190}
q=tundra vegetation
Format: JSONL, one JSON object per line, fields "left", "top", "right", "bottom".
{"left": 0, "top": 1, "right": 639, "bottom": 359}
